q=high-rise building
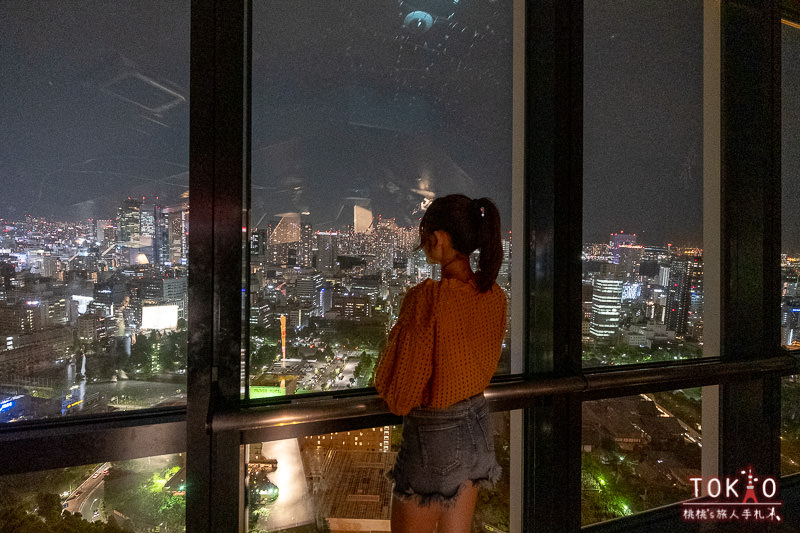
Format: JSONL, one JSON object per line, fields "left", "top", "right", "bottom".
{"left": 117, "top": 197, "right": 142, "bottom": 246}
{"left": 153, "top": 205, "right": 170, "bottom": 267}
{"left": 95, "top": 219, "right": 114, "bottom": 245}
{"left": 609, "top": 231, "right": 637, "bottom": 264}
{"left": 0, "top": 301, "right": 47, "bottom": 335}
{"left": 617, "top": 244, "right": 644, "bottom": 282}
{"left": 688, "top": 256, "right": 703, "bottom": 319}
{"left": 250, "top": 228, "right": 269, "bottom": 261}
{"left": 497, "top": 235, "right": 511, "bottom": 290}
{"left": 298, "top": 223, "right": 314, "bottom": 268}
{"left": 665, "top": 258, "right": 693, "bottom": 336}
{"left": 268, "top": 213, "right": 301, "bottom": 266}
{"left": 589, "top": 277, "right": 623, "bottom": 340}
{"left": 296, "top": 273, "right": 324, "bottom": 309}
{"left": 140, "top": 207, "right": 155, "bottom": 246}
{"left": 175, "top": 205, "right": 190, "bottom": 265}
{"left": 657, "top": 265, "right": 671, "bottom": 288}
{"left": 154, "top": 202, "right": 190, "bottom": 266}
{"left": 316, "top": 231, "right": 339, "bottom": 272}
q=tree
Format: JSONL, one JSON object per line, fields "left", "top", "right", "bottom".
{"left": 35, "top": 492, "right": 61, "bottom": 523}
{"left": 129, "top": 333, "right": 152, "bottom": 373}
{"left": 353, "top": 351, "right": 376, "bottom": 386}
{"left": 158, "top": 493, "right": 185, "bottom": 532}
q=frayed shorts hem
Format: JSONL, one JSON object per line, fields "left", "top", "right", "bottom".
{"left": 389, "top": 463, "right": 502, "bottom": 508}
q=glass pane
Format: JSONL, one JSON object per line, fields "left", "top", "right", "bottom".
{"left": 782, "top": 15, "right": 800, "bottom": 478}
{"left": 0, "top": 453, "right": 185, "bottom": 531}
{"left": 782, "top": 18, "right": 800, "bottom": 349}
{"left": 245, "top": 411, "right": 511, "bottom": 531}
{"left": 581, "top": 390, "right": 702, "bottom": 526}
{"left": 0, "top": 2, "right": 189, "bottom": 423}
{"left": 247, "top": 0, "right": 514, "bottom": 399}
{"left": 582, "top": 1, "right": 704, "bottom": 367}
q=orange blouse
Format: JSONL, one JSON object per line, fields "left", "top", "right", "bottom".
{"left": 375, "top": 277, "right": 507, "bottom": 416}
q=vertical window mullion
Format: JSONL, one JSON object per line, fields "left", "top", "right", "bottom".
{"left": 524, "top": 1, "right": 583, "bottom": 530}
{"left": 719, "top": 0, "right": 782, "bottom": 482}
{"left": 187, "top": 1, "right": 249, "bottom": 532}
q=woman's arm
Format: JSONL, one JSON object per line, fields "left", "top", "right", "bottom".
{"left": 374, "top": 282, "right": 435, "bottom": 415}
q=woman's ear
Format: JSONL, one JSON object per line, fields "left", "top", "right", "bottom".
{"left": 431, "top": 230, "right": 451, "bottom": 252}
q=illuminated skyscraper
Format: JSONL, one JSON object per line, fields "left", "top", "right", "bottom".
{"left": 298, "top": 223, "right": 314, "bottom": 268}
{"left": 497, "top": 235, "right": 511, "bottom": 290}
{"left": 140, "top": 206, "right": 155, "bottom": 246}
{"left": 589, "top": 276, "right": 623, "bottom": 340}
{"left": 117, "top": 198, "right": 142, "bottom": 246}
{"left": 153, "top": 202, "right": 190, "bottom": 266}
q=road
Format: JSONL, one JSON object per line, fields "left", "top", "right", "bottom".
{"left": 64, "top": 462, "right": 109, "bottom": 521}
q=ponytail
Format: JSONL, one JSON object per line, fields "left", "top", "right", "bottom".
{"left": 419, "top": 194, "right": 504, "bottom": 293}
{"left": 473, "top": 198, "right": 503, "bottom": 292}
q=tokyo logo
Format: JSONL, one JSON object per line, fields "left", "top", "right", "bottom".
{"left": 682, "top": 466, "right": 782, "bottom": 523}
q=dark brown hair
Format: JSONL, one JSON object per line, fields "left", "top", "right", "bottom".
{"left": 419, "top": 194, "right": 503, "bottom": 292}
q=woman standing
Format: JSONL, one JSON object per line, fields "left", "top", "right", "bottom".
{"left": 375, "top": 195, "right": 507, "bottom": 533}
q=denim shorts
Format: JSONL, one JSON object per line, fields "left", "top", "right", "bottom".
{"left": 388, "top": 393, "right": 501, "bottom": 506}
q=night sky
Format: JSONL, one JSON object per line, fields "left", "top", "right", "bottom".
{"left": 1, "top": 1, "right": 798, "bottom": 250}
{"left": 584, "top": 1, "right": 703, "bottom": 247}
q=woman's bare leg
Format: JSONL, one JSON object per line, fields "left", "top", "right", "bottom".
{"left": 390, "top": 482, "right": 478, "bottom": 533}
{"left": 390, "top": 493, "right": 442, "bottom": 533}
{"left": 438, "top": 482, "right": 478, "bottom": 533}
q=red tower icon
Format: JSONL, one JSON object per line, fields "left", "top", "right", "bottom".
{"left": 741, "top": 467, "right": 759, "bottom": 504}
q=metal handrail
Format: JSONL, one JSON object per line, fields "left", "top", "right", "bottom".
{"left": 208, "top": 354, "right": 798, "bottom": 434}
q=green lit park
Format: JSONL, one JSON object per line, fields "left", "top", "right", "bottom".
{"left": 0, "top": 454, "right": 185, "bottom": 532}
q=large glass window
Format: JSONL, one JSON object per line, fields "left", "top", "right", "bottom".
{"left": 0, "top": 2, "right": 189, "bottom": 423}
{"left": 782, "top": 18, "right": 800, "bottom": 350}
{"left": 781, "top": 16, "right": 800, "bottom": 476}
{"left": 581, "top": 390, "right": 702, "bottom": 525}
{"left": 582, "top": 1, "right": 704, "bottom": 368}
{"left": 1, "top": 3, "right": 790, "bottom": 533}
{"left": 0, "top": 453, "right": 185, "bottom": 531}
{"left": 247, "top": 1, "right": 515, "bottom": 399}
{"left": 245, "top": 411, "right": 510, "bottom": 532}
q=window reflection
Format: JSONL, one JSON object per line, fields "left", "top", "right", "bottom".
{"left": 247, "top": 0, "right": 514, "bottom": 398}
{"left": 0, "top": 2, "right": 189, "bottom": 423}
{"left": 246, "top": 412, "right": 510, "bottom": 532}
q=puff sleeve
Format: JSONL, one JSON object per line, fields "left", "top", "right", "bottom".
{"left": 374, "top": 281, "right": 435, "bottom": 415}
